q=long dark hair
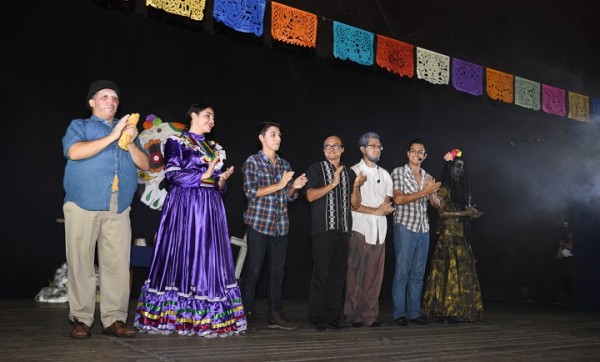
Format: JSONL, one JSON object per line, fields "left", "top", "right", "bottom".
{"left": 440, "top": 158, "right": 470, "bottom": 208}
{"left": 440, "top": 157, "right": 472, "bottom": 240}
{"left": 184, "top": 102, "right": 212, "bottom": 130}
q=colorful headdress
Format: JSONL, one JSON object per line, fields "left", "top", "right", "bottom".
{"left": 444, "top": 148, "right": 462, "bottom": 161}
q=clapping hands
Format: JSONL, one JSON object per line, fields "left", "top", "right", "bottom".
{"left": 424, "top": 176, "right": 441, "bottom": 195}
{"left": 377, "top": 201, "right": 395, "bottom": 216}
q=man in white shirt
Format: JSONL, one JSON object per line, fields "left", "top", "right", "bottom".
{"left": 344, "top": 132, "right": 394, "bottom": 328}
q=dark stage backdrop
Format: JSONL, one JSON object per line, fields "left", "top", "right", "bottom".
{"left": 3, "top": 0, "right": 599, "bottom": 310}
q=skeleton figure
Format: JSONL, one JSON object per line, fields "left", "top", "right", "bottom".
{"left": 137, "top": 114, "right": 185, "bottom": 210}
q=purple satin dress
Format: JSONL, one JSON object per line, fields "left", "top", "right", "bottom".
{"left": 134, "top": 131, "right": 246, "bottom": 337}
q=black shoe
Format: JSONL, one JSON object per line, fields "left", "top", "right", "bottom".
{"left": 392, "top": 316, "right": 409, "bottom": 326}
{"left": 327, "top": 321, "right": 345, "bottom": 330}
{"left": 245, "top": 310, "right": 255, "bottom": 323}
{"left": 267, "top": 312, "right": 298, "bottom": 331}
{"left": 351, "top": 321, "right": 364, "bottom": 328}
{"left": 409, "top": 315, "right": 429, "bottom": 325}
{"left": 312, "top": 322, "right": 331, "bottom": 331}
{"left": 445, "top": 316, "right": 471, "bottom": 324}
{"left": 368, "top": 320, "right": 382, "bottom": 327}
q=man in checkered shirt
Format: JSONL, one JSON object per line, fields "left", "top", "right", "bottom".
{"left": 241, "top": 120, "right": 308, "bottom": 331}
{"left": 390, "top": 138, "right": 441, "bottom": 327}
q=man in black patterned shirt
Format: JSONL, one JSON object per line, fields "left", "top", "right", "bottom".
{"left": 305, "top": 135, "right": 361, "bottom": 331}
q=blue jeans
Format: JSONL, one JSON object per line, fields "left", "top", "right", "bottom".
{"left": 391, "top": 223, "right": 429, "bottom": 319}
{"left": 242, "top": 226, "right": 288, "bottom": 315}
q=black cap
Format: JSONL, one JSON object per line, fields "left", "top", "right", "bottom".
{"left": 86, "top": 80, "right": 121, "bottom": 106}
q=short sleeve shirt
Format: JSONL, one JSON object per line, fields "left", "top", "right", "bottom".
{"left": 391, "top": 164, "right": 432, "bottom": 233}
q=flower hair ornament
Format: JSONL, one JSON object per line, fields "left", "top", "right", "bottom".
{"left": 444, "top": 148, "right": 462, "bottom": 161}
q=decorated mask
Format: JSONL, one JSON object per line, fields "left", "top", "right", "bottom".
{"left": 450, "top": 159, "right": 465, "bottom": 178}
{"left": 137, "top": 114, "right": 184, "bottom": 210}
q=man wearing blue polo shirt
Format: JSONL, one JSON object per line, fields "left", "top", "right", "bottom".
{"left": 62, "top": 80, "right": 149, "bottom": 339}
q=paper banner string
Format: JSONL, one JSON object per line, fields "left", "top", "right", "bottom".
{"left": 333, "top": 21, "right": 374, "bottom": 66}
{"left": 486, "top": 68, "right": 514, "bottom": 103}
{"left": 542, "top": 84, "right": 566, "bottom": 116}
{"left": 138, "top": 0, "right": 597, "bottom": 123}
{"left": 568, "top": 91, "right": 590, "bottom": 122}
{"left": 452, "top": 58, "right": 483, "bottom": 96}
{"left": 515, "top": 76, "right": 541, "bottom": 110}
{"left": 213, "top": 0, "right": 266, "bottom": 36}
{"left": 416, "top": 47, "right": 450, "bottom": 85}
{"left": 146, "top": 0, "right": 207, "bottom": 20}
{"left": 591, "top": 98, "right": 600, "bottom": 123}
{"left": 376, "top": 35, "right": 414, "bottom": 78}
{"left": 271, "top": 2, "right": 317, "bottom": 48}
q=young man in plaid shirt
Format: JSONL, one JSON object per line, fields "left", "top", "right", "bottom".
{"left": 390, "top": 138, "right": 440, "bottom": 326}
{"left": 241, "top": 121, "right": 307, "bottom": 330}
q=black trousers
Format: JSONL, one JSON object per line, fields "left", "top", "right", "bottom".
{"left": 308, "top": 230, "right": 350, "bottom": 324}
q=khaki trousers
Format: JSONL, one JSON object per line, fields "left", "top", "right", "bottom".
{"left": 63, "top": 193, "right": 131, "bottom": 328}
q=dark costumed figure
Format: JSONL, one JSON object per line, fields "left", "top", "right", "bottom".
{"left": 422, "top": 149, "right": 484, "bottom": 323}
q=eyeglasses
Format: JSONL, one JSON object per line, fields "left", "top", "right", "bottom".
{"left": 366, "top": 144, "right": 383, "bottom": 151}
{"left": 323, "top": 144, "right": 342, "bottom": 151}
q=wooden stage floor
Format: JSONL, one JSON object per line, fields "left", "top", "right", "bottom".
{"left": 1, "top": 298, "right": 599, "bottom": 361}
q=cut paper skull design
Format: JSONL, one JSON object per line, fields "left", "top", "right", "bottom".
{"left": 137, "top": 114, "right": 185, "bottom": 210}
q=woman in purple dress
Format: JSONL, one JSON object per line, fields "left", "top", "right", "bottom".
{"left": 135, "top": 103, "right": 246, "bottom": 337}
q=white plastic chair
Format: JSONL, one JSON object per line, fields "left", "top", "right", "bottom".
{"left": 229, "top": 233, "right": 247, "bottom": 280}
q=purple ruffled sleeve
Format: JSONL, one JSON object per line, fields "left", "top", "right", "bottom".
{"left": 164, "top": 137, "right": 205, "bottom": 188}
